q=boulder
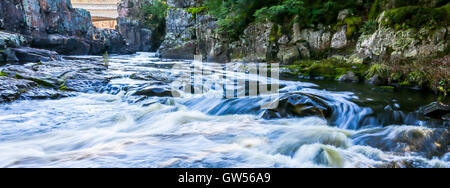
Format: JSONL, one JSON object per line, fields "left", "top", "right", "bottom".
{"left": 132, "top": 85, "right": 179, "bottom": 97}
{"left": 337, "top": 71, "right": 359, "bottom": 83}
{"left": 0, "top": 76, "right": 36, "bottom": 103}
{"left": 117, "top": 0, "right": 165, "bottom": 52}
{"left": 352, "top": 126, "right": 450, "bottom": 158}
{"left": 31, "top": 34, "right": 91, "bottom": 55}
{"left": 261, "top": 92, "right": 332, "bottom": 119}
{"left": 93, "top": 28, "right": 132, "bottom": 54}
{"left": 158, "top": 8, "right": 197, "bottom": 59}
{"left": 331, "top": 26, "right": 348, "bottom": 49}
{"left": 419, "top": 102, "right": 450, "bottom": 120}
{"left": 3, "top": 48, "right": 19, "bottom": 63}
{"left": 11, "top": 47, "right": 59, "bottom": 62}
{"left": 117, "top": 18, "right": 153, "bottom": 52}
{"left": 357, "top": 26, "right": 448, "bottom": 61}
{"left": 230, "top": 22, "right": 275, "bottom": 62}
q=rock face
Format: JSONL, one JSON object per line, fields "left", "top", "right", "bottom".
{"left": 0, "top": 0, "right": 130, "bottom": 55}
{"left": 357, "top": 17, "right": 449, "bottom": 62}
{"left": 230, "top": 22, "right": 275, "bottom": 62}
{"left": 157, "top": 1, "right": 352, "bottom": 63}
{"left": 158, "top": 6, "right": 197, "bottom": 59}
{"left": 117, "top": 0, "right": 164, "bottom": 52}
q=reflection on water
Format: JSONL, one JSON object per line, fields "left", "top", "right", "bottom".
{"left": 0, "top": 52, "right": 448, "bottom": 168}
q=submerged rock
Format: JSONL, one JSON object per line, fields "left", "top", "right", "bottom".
{"left": 352, "top": 126, "right": 450, "bottom": 158}
{"left": 261, "top": 92, "right": 332, "bottom": 119}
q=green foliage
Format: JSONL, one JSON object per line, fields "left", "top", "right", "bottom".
{"left": 141, "top": 0, "right": 168, "bottom": 50}
{"left": 141, "top": 0, "right": 168, "bottom": 29}
{"left": 366, "top": 64, "right": 388, "bottom": 79}
{"left": 185, "top": 6, "right": 208, "bottom": 19}
{"left": 254, "top": 0, "right": 305, "bottom": 23}
{"left": 0, "top": 71, "right": 7, "bottom": 77}
{"left": 335, "top": 16, "right": 362, "bottom": 37}
{"left": 360, "top": 19, "right": 378, "bottom": 35}
{"left": 204, "top": 0, "right": 277, "bottom": 39}
{"left": 204, "top": 0, "right": 371, "bottom": 39}
{"left": 381, "top": 4, "right": 449, "bottom": 30}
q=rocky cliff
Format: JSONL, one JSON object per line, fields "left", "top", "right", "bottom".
{"left": 117, "top": 0, "right": 167, "bottom": 52}
{"left": 0, "top": 0, "right": 130, "bottom": 61}
{"left": 155, "top": 0, "right": 448, "bottom": 93}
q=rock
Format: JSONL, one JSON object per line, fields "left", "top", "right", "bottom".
{"left": 230, "top": 22, "right": 275, "bottom": 62}
{"left": 167, "top": 0, "right": 201, "bottom": 8}
{"left": 132, "top": 86, "right": 179, "bottom": 97}
{"left": 3, "top": 48, "right": 19, "bottom": 63}
{"left": 117, "top": 18, "right": 153, "bottom": 52}
{"left": 196, "top": 15, "right": 229, "bottom": 62}
{"left": 277, "top": 45, "right": 300, "bottom": 64}
{"left": 11, "top": 47, "right": 59, "bottom": 62}
{"left": 352, "top": 126, "right": 450, "bottom": 158}
{"left": 278, "top": 35, "right": 290, "bottom": 45}
{"left": 365, "top": 75, "right": 384, "bottom": 85}
{"left": 261, "top": 92, "right": 332, "bottom": 119}
{"left": 419, "top": 102, "right": 450, "bottom": 120}
{"left": 0, "top": 76, "right": 36, "bottom": 103}
{"left": 31, "top": 34, "right": 91, "bottom": 55}
{"left": 357, "top": 27, "right": 448, "bottom": 61}
{"left": 337, "top": 71, "right": 359, "bottom": 83}
{"left": 0, "top": 0, "right": 130, "bottom": 55}
{"left": 130, "top": 71, "right": 176, "bottom": 83}
{"left": 293, "top": 26, "right": 331, "bottom": 51}
{"left": 337, "top": 9, "right": 350, "bottom": 21}
{"left": 93, "top": 28, "right": 132, "bottom": 54}
{"left": 117, "top": 0, "right": 165, "bottom": 52}
{"left": 1, "top": 57, "right": 112, "bottom": 92}
{"left": 158, "top": 7, "right": 197, "bottom": 59}
{"left": 331, "top": 26, "right": 348, "bottom": 49}
{"left": 0, "top": 31, "right": 27, "bottom": 49}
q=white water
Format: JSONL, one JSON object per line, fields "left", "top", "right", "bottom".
{"left": 0, "top": 53, "right": 448, "bottom": 168}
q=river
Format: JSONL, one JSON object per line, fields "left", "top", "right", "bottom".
{"left": 0, "top": 52, "right": 448, "bottom": 168}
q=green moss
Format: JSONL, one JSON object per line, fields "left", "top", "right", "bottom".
{"left": 341, "top": 16, "right": 362, "bottom": 37}
{"left": 269, "top": 24, "right": 283, "bottom": 42}
{"left": 14, "top": 74, "right": 54, "bottom": 88}
{"left": 58, "top": 83, "right": 73, "bottom": 91}
{"left": 0, "top": 71, "right": 7, "bottom": 77}
{"left": 289, "top": 57, "right": 369, "bottom": 80}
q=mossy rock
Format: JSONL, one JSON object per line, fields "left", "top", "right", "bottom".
{"left": 14, "top": 74, "right": 54, "bottom": 88}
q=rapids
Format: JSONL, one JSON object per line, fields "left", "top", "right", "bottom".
{"left": 0, "top": 52, "right": 448, "bottom": 168}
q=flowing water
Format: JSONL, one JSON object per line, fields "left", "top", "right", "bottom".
{"left": 0, "top": 52, "right": 448, "bottom": 168}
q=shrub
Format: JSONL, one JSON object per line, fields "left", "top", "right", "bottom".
{"left": 360, "top": 19, "right": 378, "bottom": 35}
{"left": 380, "top": 5, "right": 449, "bottom": 30}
